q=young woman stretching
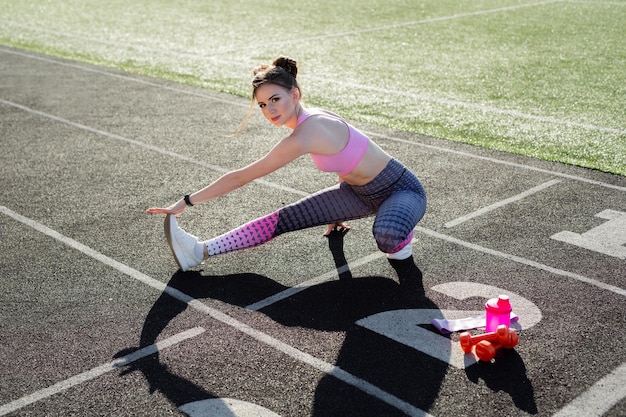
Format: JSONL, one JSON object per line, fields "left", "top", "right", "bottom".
{"left": 147, "top": 56, "right": 427, "bottom": 272}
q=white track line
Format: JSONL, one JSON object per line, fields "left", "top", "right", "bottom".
{"left": 0, "top": 1, "right": 561, "bottom": 57}
{"left": 246, "top": 251, "right": 386, "bottom": 311}
{"left": 415, "top": 226, "right": 626, "bottom": 297}
{"left": 251, "top": 220, "right": 626, "bottom": 308}
{"left": 0, "top": 48, "right": 249, "bottom": 106}
{"left": 0, "top": 205, "right": 431, "bottom": 417}
{"left": 1, "top": 9, "right": 623, "bottom": 413}
{"left": 206, "top": 0, "right": 566, "bottom": 53}
{"left": 2, "top": 0, "right": 626, "bottom": 140}
{"left": 0, "top": 98, "right": 307, "bottom": 197}
{"left": 1, "top": 97, "right": 624, "bottom": 297}
{"left": 2, "top": 75, "right": 624, "bottom": 414}
{"left": 444, "top": 179, "right": 562, "bottom": 228}
{"left": 344, "top": 82, "right": 626, "bottom": 136}
{"left": 0, "top": 95, "right": 623, "bottom": 194}
{"left": 2, "top": 45, "right": 626, "bottom": 159}
{"left": 0, "top": 327, "right": 205, "bottom": 416}
{"left": 565, "top": 0, "right": 626, "bottom": 5}
{"left": 363, "top": 130, "right": 626, "bottom": 193}
{"left": 2, "top": 95, "right": 624, "bottom": 296}
{"left": 4, "top": 203, "right": 624, "bottom": 417}
{"left": 552, "top": 361, "right": 626, "bottom": 417}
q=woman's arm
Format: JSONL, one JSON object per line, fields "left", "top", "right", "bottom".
{"left": 146, "top": 134, "right": 307, "bottom": 215}
{"left": 191, "top": 135, "right": 306, "bottom": 203}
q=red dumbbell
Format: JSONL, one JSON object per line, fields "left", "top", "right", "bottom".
{"left": 459, "top": 324, "right": 515, "bottom": 353}
{"left": 475, "top": 330, "right": 519, "bottom": 361}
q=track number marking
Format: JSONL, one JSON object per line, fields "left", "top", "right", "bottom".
{"left": 356, "top": 282, "right": 542, "bottom": 369}
{"left": 551, "top": 209, "right": 626, "bottom": 259}
{"left": 179, "top": 398, "right": 281, "bottom": 417}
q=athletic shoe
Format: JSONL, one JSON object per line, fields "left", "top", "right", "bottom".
{"left": 386, "top": 241, "right": 413, "bottom": 260}
{"left": 164, "top": 214, "right": 203, "bottom": 271}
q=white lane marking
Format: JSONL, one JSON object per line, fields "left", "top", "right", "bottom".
{"left": 0, "top": 96, "right": 622, "bottom": 296}
{"left": 552, "top": 361, "right": 626, "bottom": 417}
{"left": 0, "top": 206, "right": 431, "bottom": 417}
{"left": 2, "top": 42, "right": 625, "bottom": 139}
{"left": 565, "top": 0, "right": 626, "bottom": 5}
{"left": 363, "top": 130, "right": 626, "bottom": 193}
{"left": 444, "top": 179, "right": 562, "bottom": 228}
{"left": 246, "top": 251, "right": 386, "bottom": 311}
{"left": 289, "top": 1, "right": 564, "bottom": 41}
{"left": 0, "top": 98, "right": 308, "bottom": 198}
{"left": 0, "top": 1, "right": 561, "bottom": 57}
{"left": 3, "top": 207, "right": 624, "bottom": 416}
{"left": 415, "top": 226, "right": 626, "bottom": 297}
{"left": 0, "top": 5, "right": 622, "bottom": 412}
{"left": 0, "top": 327, "right": 205, "bottom": 416}
{"left": 334, "top": 80, "right": 626, "bottom": 136}
{"left": 190, "top": 1, "right": 566, "bottom": 55}
{"left": 0, "top": 47, "right": 249, "bottom": 108}
{"left": 1, "top": 95, "right": 624, "bottom": 196}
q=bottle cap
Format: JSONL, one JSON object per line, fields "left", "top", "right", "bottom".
{"left": 485, "top": 295, "right": 512, "bottom": 313}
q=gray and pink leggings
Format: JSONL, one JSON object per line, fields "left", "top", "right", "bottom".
{"left": 204, "top": 159, "right": 426, "bottom": 257}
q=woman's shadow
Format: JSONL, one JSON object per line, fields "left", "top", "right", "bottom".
{"left": 115, "top": 229, "right": 535, "bottom": 415}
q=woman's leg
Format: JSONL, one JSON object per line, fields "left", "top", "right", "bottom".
{"left": 166, "top": 160, "right": 426, "bottom": 270}
{"left": 203, "top": 182, "right": 375, "bottom": 256}
{"left": 372, "top": 189, "right": 427, "bottom": 259}
{"left": 166, "top": 182, "right": 375, "bottom": 270}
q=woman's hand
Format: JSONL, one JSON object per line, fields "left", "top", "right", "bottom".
{"left": 323, "top": 222, "right": 350, "bottom": 236}
{"left": 146, "top": 199, "right": 187, "bottom": 216}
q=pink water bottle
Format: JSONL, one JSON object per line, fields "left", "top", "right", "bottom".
{"left": 485, "top": 295, "right": 512, "bottom": 332}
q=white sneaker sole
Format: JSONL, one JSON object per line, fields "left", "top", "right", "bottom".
{"left": 164, "top": 214, "right": 188, "bottom": 271}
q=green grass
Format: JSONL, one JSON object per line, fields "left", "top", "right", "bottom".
{"left": 1, "top": 0, "right": 624, "bottom": 175}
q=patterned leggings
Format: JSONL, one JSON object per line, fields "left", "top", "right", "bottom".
{"left": 204, "top": 159, "right": 426, "bottom": 256}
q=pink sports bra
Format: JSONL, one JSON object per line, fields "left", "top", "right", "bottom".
{"left": 297, "top": 109, "right": 369, "bottom": 176}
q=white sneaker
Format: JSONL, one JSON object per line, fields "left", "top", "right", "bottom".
{"left": 386, "top": 241, "right": 413, "bottom": 260}
{"left": 164, "top": 214, "right": 204, "bottom": 271}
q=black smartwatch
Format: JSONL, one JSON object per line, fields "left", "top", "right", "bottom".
{"left": 184, "top": 194, "right": 194, "bottom": 207}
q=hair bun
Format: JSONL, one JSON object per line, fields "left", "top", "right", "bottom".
{"left": 273, "top": 56, "right": 298, "bottom": 79}
{"left": 253, "top": 63, "right": 270, "bottom": 77}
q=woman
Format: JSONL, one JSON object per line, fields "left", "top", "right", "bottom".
{"left": 147, "top": 56, "right": 426, "bottom": 272}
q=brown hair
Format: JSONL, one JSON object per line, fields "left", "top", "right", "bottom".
{"left": 252, "top": 55, "right": 301, "bottom": 97}
{"left": 234, "top": 56, "right": 302, "bottom": 134}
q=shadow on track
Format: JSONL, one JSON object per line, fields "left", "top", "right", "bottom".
{"left": 113, "top": 282, "right": 218, "bottom": 410}
{"left": 114, "top": 230, "right": 535, "bottom": 415}
{"left": 465, "top": 351, "right": 538, "bottom": 414}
